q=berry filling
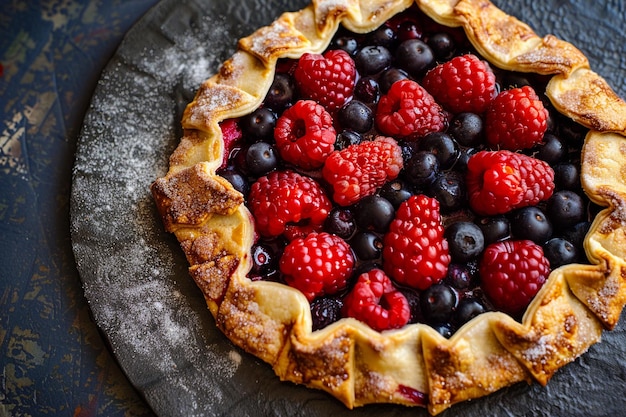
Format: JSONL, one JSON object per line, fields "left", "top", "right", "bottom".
{"left": 218, "top": 6, "right": 596, "bottom": 336}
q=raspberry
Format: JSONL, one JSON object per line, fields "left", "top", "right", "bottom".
{"left": 375, "top": 79, "right": 448, "bottom": 140}
{"left": 219, "top": 118, "right": 242, "bottom": 170}
{"left": 274, "top": 100, "right": 336, "bottom": 170}
{"left": 294, "top": 49, "right": 356, "bottom": 112}
{"left": 248, "top": 170, "right": 331, "bottom": 239}
{"left": 382, "top": 195, "right": 451, "bottom": 290}
{"left": 280, "top": 232, "right": 354, "bottom": 301}
{"left": 485, "top": 86, "right": 548, "bottom": 150}
{"left": 466, "top": 150, "right": 555, "bottom": 216}
{"left": 322, "top": 136, "right": 403, "bottom": 206}
{"left": 422, "top": 54, "right": 497, "bottom": 114}
{"left": 342, "top": 268, "right": 410, "bottom": 332}
{"left": 480, "top": 240, "right": 550, "bottom": 316}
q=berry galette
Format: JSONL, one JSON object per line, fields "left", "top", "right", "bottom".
{"left": 151, "top": 0, "right": 626, "bottom": 414}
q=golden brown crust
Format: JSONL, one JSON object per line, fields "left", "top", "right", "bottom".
{"left": 151, "top": 0, "right": 626, "bottom": 414}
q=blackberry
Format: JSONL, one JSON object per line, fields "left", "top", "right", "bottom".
{"left": 350, "top": 231, "right": 383, "bottom": 261}
{"left": 354, "top": 45, "right": 392, "bottom": 75}
{"left": 240, "top": 107, "right": 276, "bottom": 141}
{"left": 310, "top": 297, "right": 344, "bottom": 331}
{"left": 325, "top": 207, "right": 356, "bottom": 239}
{"left": 395, "top": 39, "right": 434, "bottom": 77}
{"left": 245, "top": 141, "right": 279, "bottom": 177}
{"left": 543, "top": 237, "right": 579, "bottom": 269}
{"left": 445, "top": 221, "right": 485, "bottom": 263}
{"left": 546, "top": 190, "right": 585, "bottom": 231}
{"left": 510, "top": 206, "right": 553, "bottom": 244}
{"left": 447, "top": 112, "right": 483, "bottom": 147}
{"left": 355, "top": 194, "right": 395, "bottom": 233}
{"left": 338, "top": 100, "right": 374, "bottom": 133}
{"left": 419, "top": 132, "right": 459, "bottom": 169}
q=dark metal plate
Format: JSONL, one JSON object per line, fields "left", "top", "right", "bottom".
{"left": 71, "top": 0, "right": 626, "bottom": 416}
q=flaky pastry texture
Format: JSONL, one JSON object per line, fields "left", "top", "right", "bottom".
{"left": 151, "top": 0, "right": 626, "bottom": 414}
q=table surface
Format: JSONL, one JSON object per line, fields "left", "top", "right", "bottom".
{"left": 2, "top": 1, "right": 626, "bottom": 417}
{"left": 1, "top": 2, "right": 159, "bottom": 416}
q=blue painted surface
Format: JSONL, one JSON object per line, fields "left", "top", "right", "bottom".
{"left": 1, "top": 2, "right": 159, "bottom": 415}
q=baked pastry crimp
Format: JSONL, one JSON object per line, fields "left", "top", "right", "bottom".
{"left": 151, "top": 0, "right": 626, "bottom": 414}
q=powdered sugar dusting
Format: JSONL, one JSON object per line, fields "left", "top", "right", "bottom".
{"left": 71, "top": 8, "right": 243, "bottom": 413}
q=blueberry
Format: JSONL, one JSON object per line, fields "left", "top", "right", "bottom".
{"left": 426, "top": 32, "right": 456, "bottom": 61}
{"left": 447, "top": 112, "right": 483, "bottom": 147}
{"left": 219, "top": 167, "right": 250, "bottom": 197}
{"left": 325, "top": 207, "right": 356, "bottom": 239}
{"left": 431, "top": 322, "right": 454, "bottom": 338}
{"left": 350, "top": 231, "right": 383, "bottom": 261}
{"left": 428, "top": 171, "right": 465, "bottom": 213}
{"left": 354, "top": 77, "right": 381, "bottom": 104}
{"left": 421, "top": 283, "right": 457, "bottom": 324}
{"left": 354, "top": 45, "right": 392, "bottom": 75}
{"left": 405, "top": 151, "right": 439, "bottom": 187}
{"left": 245, "top": 141, "right": 278, "bottom": 177}
{"left": 553, "top": 163, "right": 581, "bottom": 190}
{"left": 240, "top": 107, "right": 276, "bottom": 141}
{"left": 395, "top": 39, "right": 434, "bottom": 77}
{"left": 355, "top": 195, "right": 395, "bottom": 233}
{"left": 310, "top": 297, "right": 344, "bottom": 331}
{"left": 335, "top": 130, "right": 362, "bottom": 150}
{"left": 531, "top": 133, "right": 566, "bottom": 164}
{"left": 543, "top": 237, "right": 579, "bottom": 269}
{"left": 501, "top": 72, "right": 532, "bottom": 89}
{"left": 561, "top": 221, "right": 591, "bottom": 250}
{"left": 419, "top": 132, "right": 459, "bottom": 170}
{"left": 379, "top": 67, "right": 409, "bottom": 94}
{"left": 331, "top": 36, "right": 359, "bottom": 55}
{"left": 366, "top": 25, "right": 397, "bottom": 49}
{"left": 445, "top": 263, "right": 473, "bottom": 290}
{"left": 250, "top": 242, "right": 279, "bottom": 279}
{"left": 546, "top": 190, "right": 585, "bottom": 231}
{"left": 400, "top": 288, "right": 423, "bottom": 324}
{"left": 558, "top": 115, "right": 588, "bottom": 145}
{"left": 455, "top": 147, "right": 481, "bottom": 171}
{"left": 338, "top": 100, "right": 374, "bottom": 133}
{"left": 454, "top": 297, "right": 487, "bottom": 326}
{"left": 380, "top": 179, "right": 413, "bottom": 209}
{"left": 476, "top": 215, "right": 510, "bottom": 245}
{"left": 445, "top": 221, "right": 485, "bottom": 263}
{"left": 510, "top": 206, "right": 553, "bottom": 243}
{"left": 263, "top": 74, "right": 295, "bottom": 113}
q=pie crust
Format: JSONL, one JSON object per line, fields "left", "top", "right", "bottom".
{"left": 151, "top": 0, "right": 626, "bottom": 414}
